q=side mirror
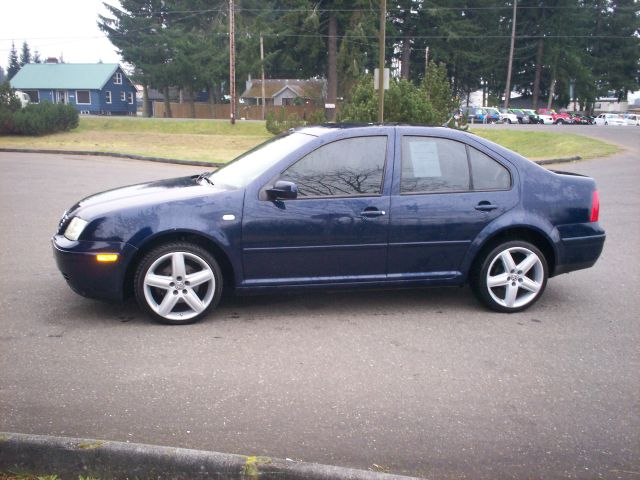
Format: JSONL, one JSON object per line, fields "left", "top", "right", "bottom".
{"left": 266, "top": 180, "right": 298, "bottom": 200}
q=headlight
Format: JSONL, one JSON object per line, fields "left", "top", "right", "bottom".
{"left": 64, "top": 217, "right": 88, "bottom": 241}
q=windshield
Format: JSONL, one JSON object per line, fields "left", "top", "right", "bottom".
{"left": 207, "top": 132, "right": 315, "bottom": 189}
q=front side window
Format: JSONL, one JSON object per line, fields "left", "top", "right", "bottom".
{"left": 280, "top": 136, "right": 387, "bottom": 197}
{"left": 114, "top": 72, "right": 122, "bottom": 84}
{"left": 120, "top": 91, "right": 126, "bottom": 102}
{"left": 401, "top": 137, "right": 469, "bottom": 193}
{"left": 76, "top": 90, "right": 91, "bottom": 105}
{"left": 209, "top": 132, "right": 314, "bottom": 190}
{"left": 105, "top": 91, "right": 112, "bottom": 104}
{"left": 128, "top": 92, "right": 134, "bottom": 104}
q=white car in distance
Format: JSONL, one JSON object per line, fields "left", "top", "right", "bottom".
{"left": 622, "top": 114, "right": 639, "bottom": 126}
{"left": 594, "top": 113, "right": 626, "bottom": 126}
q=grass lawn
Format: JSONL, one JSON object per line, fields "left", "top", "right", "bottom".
{"left": 471, "top": 128, "right": 619, "bottom": 160}
{"left": 0, "top": 116, "right": 618, "bottom": 163}
{"left": 0, "top": 117, "right": 271, "bottom": 164}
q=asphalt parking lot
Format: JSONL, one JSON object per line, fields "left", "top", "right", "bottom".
{"left": 0, "top": 125, "right": 638, "bottom": 479}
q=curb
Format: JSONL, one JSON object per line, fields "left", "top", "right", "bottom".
{"left": 0, "top": 432, "right": 422, "bottom": 480}
{"left": 0, "top": 148, "right": 224, "bottom": 168}
{"left": 0, "top": 147, "right": 580, "bottom": 167}
{"left": 534, "top": 155, "right": 581, "bottom": 165}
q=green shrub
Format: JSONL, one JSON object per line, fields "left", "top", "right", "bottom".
{"left": 2, "top": 101, "right": 79, "bottom": 136}
{"left": 266, "top": 108, "right": 306, "bottom": 134}
{"left": 339, "top": 62, "right": 458, "bottom": 125}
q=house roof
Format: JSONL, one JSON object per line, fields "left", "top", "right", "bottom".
{"left": 10, "top": 63, "right": 122, "bottom": 90}
{"left": 241, "top": 79, "right": 325, "bottom": 100}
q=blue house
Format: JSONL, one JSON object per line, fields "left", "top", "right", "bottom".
{"left": 10, "top": 63, "right": 137, "bottom": 115}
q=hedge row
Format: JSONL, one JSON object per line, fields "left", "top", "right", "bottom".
{"left": 0, "top": 101, "right": 79, "bottom": 136}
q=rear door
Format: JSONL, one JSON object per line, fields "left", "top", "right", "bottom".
{"left": 387, "top": 132, "right": 518, "bottom": 280}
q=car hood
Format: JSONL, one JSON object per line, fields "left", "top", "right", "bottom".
{"left": 67, "top": 175, "right": 229, "bottom": 219}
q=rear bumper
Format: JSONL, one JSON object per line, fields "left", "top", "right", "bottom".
{"left": 52, "top": 235, "right": 138, "bottom": 302}
{"left": 553, "top": 224, "right": 605, "bottom": 276}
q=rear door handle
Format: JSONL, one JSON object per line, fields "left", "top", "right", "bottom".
{"left": 360, "top": 208, "right": 386, "bottom": 218}
{"left": 475, "top": 202, "right": 498, "bottom": 212}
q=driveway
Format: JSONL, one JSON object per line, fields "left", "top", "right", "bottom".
{"left": 0, "top": 125, "right": 638, "bottom": 479}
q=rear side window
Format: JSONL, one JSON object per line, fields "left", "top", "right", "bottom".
{"left": 401, "top": 137, "right": 469, "bottom": 193}
{"left": 280, "top": 136, "right": 387, "bottom": 197}
{"left": 468, "top": 147, "right": 511, "bottom": 190}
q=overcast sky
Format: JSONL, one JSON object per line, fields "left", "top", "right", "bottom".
{"left": 0, "top": 0, "right": 122, "bottom": 69}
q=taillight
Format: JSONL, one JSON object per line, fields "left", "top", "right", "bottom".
{"left": 590, "top": 190, "right": 600, "bottom": 222}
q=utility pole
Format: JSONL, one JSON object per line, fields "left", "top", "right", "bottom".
{"left": 260, "top": 34, "right": 266, "bottom": 120}
{"left": 229, "top": 0, "right": 236, "bottom": 125}
{"left": 503, "top": 0, "right": 517, "bottom": 110}
{"left": 424, "top": 46, "right": 429, "bottom": 74}
{"left": 378, "top": 0, "right": 386, "bottom": 123}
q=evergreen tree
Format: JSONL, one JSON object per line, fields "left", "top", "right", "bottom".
{"left": 0, "top": 66, "right": 5, "bottom": 83}
{"left": 7, "top": 41, "right": 20, "bottom": 80}
{"left": 20, "top": 41, "right": 31, "bottom": 66}
{"left": 33, "top": 50, "right": 42, "bottom": 63}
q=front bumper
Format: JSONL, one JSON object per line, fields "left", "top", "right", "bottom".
{"left": 52, "top": 235, "right": 138, "bottom": 302}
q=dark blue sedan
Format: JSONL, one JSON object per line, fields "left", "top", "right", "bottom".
{"left": 52, "top": 125, "right": 605, "bottom": 324}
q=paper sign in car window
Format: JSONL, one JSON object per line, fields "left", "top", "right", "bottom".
{"left": 409, "top": 140, "right": 442, "bottom": 177}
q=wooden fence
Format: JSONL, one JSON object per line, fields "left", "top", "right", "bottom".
{"left": 152, "top": 102, "right": 325, "bottom": 121}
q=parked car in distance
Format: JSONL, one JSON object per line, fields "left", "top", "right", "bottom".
{"left": 622, "top": 113, "right": 639, "bottom": 126}
{"left": 53, "top": 125, "right": 605, "bottom": 324}
{"left": 499, "top": 108, "right": 519, "bottom": 124}
{"left": 521, "top": 109, "right": 542, "bottom": 124}
{"left": 594, "top": 113, "right": 626, "bottom": 126}
{"left": 463, "top": 106, "right": 499, "bottom": 124}
{"left": 483, "top": 107, "right": 502, "bottom": 123}
{"left": 536, "top": 111, "right": 555, "bottom": 125}
{"left": 537, "top": 108, "right": 574, "bottom": 125}
{"left": 569, "top": 113, "right": 593, "bottom": 125}
{"left": 14, "top": 90, "right": 30, "bottom": 108}
{"left": 508, "top": 109, "right": 531, "bottom": 124}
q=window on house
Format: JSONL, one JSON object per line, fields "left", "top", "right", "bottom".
{"left": 24, "top": 90, "right": 39, "bottom": 103}
{"left": 120, "top": 91, "right": 126, "bottom": 102}
{"left": 76, "top": 90, "right": 91, "bottom": 105}
{"left": 114, "top": 72, "right": 122, "bottom": 84}
{"left": 105, "top": 91, "right": 112, "bottom": 104}
{"left": 128, "top": 92, "right": 134, "bottom": 104}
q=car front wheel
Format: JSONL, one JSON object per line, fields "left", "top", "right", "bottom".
{"left": 473, "top": 241, "right": 548, "bottom": 313}
{"left": 134, "top": 242, "right": 223, "bottom": 324}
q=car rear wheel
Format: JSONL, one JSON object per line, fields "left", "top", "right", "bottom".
{"left": 134, "top": 242, "right": 223, "bottom": 324}
{"left": 472, "top": 241, "right": 548, "bottom": 313}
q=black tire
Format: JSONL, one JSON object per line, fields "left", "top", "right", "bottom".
{"left": 134, "top": 241, "right": 223, "bottom": 325}
{"left": 472, "top": 240, "right": 548, "bottom": 313}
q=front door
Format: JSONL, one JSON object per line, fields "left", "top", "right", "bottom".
{"left": 56, "top": 90, "right": 67, "bottom": 104}
{"left": 241, "top": 135, "right": 393, "bottom": 286}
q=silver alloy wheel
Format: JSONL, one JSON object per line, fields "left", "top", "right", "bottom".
{"left": 143, "top": 251, "right": 216, "bottom": 321}
{"left": 486, "top": 246, "right": 544, "bottom": 309}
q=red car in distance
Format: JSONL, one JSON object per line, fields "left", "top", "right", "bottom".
{"left": 537, "top": 108, "right": 574, "bottom": 125}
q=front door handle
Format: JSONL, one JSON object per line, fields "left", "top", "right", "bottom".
{"left": 475, "top": 201, "right": 498, "bottom": 212}
{"left": 360, "top": 208, "right": 386, "bottom": 218}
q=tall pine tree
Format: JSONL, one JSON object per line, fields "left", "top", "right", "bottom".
{"left": 7, "top": 41, "right": 20, "bottom": 80}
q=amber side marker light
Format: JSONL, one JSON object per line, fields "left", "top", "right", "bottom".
{"left": 96, "top": 254, "right": 119, "bottom": 263}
